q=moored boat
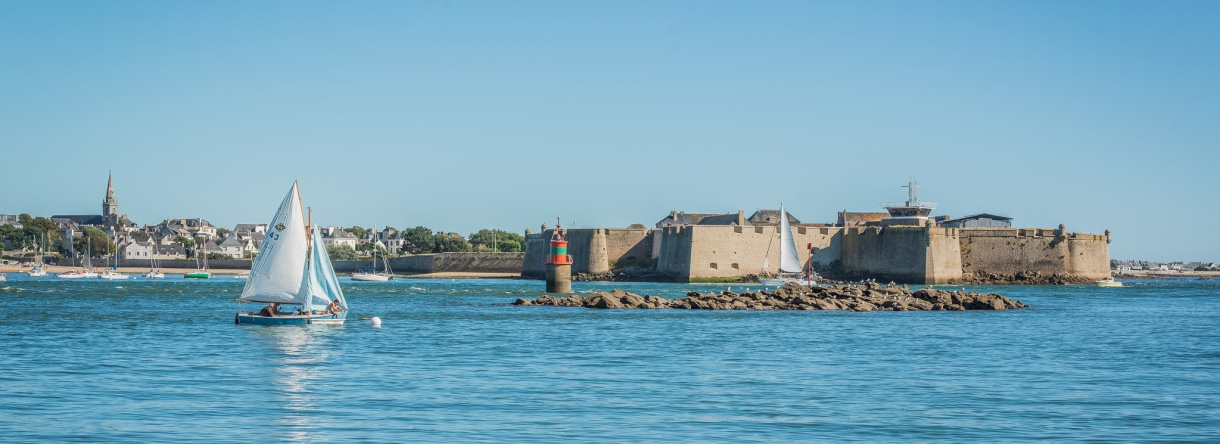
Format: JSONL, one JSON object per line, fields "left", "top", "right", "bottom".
{"left": 234, "top": 182, "right": 348, "bottom": 325}
{"left": 1097, "top": 277, "right": 1123, "bottom": 288}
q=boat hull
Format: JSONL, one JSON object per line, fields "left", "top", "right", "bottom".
{"left": 184, "top": 272, "right": 211, "bottom": 279}
{"left": 235, "top": 312, "right": 347, "bottom": 325}
{"left": 352, "top": 273, "right": 392, "bottom": 282}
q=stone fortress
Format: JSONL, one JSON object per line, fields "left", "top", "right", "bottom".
{"left": 523, "top": 181, "right": 1112, "bottom": 284}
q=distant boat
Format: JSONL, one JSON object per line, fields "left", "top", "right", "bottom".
{"left": 59, "top": 239, "right": 99, "bottom": 279}
{"left": 144, "top": 240, "right": 164, "bottom": 278}
{"left": 353, "top": 224, "right": 394, "bottom": 282}
{"left": 0, "top": 272, "right": 6, "bottom": 282}
{"left": 234, "top": 272, "right": 250, "bottom": 280}
{"left": 761, "top": 204, "right": 812, "bottom": 287}
{"left": 98, "top": 233, "right": 129, "bottom": 280}
{"left": 1096, "top": 277, "right": 1123, "bottom": 288}
{"left": 28, "top": 233, "right": 48, "bottom": 277}
{"left": 235, "top": 182, "right": 348, "bottom": 325}
{"left": 185, "top": 238, "right": 211, "bottom": 279}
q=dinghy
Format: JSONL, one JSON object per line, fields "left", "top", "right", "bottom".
{"left": 235, "top": 182, "right": 348, "bottom": 325}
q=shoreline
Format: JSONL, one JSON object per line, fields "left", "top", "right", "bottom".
{"left": 0, "top": 264, "right": 519, "bottom": 280}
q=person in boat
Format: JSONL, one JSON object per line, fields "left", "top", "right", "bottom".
{"left": 326, "top": 300, "right": 345, "bottom": 314}
{"left": 259, "top": 303, "right": 279, "bottom": 317}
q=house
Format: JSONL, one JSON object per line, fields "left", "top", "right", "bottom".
{"left": 121, "top": 240, "right": 156, "bottom": 260}
{"left": 152, "top": 244, "right": 187, "bottom": 260}
{"left": 323, "top": 229, "right": 358, "bottom": 250}
{"left": 940, "top": 213, "right": 1013, "bottom": 229}
{"left": 218, "top": 235, "right": 245, "bottom": 259}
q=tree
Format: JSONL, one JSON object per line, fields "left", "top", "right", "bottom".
{"left": 73, "top": 226, "right": 113, "bottom": 258}
{"left": 468, "top": 229, "right": 526, "bottom": 252}
{"left": 173, "top": 236, "right": 196, "bottom": 258}
{"left": 400, "top": 226, "right": 434, "bottom": 254}
{"left": 215, "top": 228, "right": 230, "bottom": 240}
{"left": 327, "top": 244, "right": 359, "bottom": 261}
{"left": 433, "top": 234, "right": 471, "bottom": 253}
{"left": 345, "top": 226, "right": 368, "bottom": 240}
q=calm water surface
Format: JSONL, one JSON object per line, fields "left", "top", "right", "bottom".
{"left": 1, "top": 276, "right": 1217, "bottom": 442}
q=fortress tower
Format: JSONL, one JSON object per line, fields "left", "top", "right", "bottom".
{"left": 103, "top": 170, "right": 119, "bottom": 228}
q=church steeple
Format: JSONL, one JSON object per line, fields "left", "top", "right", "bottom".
{"left": 103, "top": 170, "right": 119, "bottom": 227}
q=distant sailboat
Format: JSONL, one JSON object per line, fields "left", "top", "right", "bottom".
{"left": 761, "top": 204, "right": 811, "bottom": 287}
{"left": 98, "top": 233, "right": 130, "bottom": 280}
{"left": 28, "top": 233, "right": 48, "bottom": 277}
{"left": 60, "top": 238, "right": 99, "bottom": 279}
{"left": 184, "top": 237, "right": 211, "bottom": 279}
{"left": 144, "top": 241, "right": 164, "bottom": 279}
{"left": 235, "top": 182, "right": 348, "bottom": 325}
{"left": 353, "top": 223, "right": 393, "bottom": 282}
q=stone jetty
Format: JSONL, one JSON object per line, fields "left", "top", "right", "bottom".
{"left": 513, "top": 282, "right": 1026, "bottom": 312}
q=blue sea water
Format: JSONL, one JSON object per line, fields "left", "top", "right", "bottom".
{"left": 1, "top": 276, "right": 1217, "bottom": 442}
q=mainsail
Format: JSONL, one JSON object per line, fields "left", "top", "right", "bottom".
{"left": 778, "top": 204, "right": 802, "bottom": 274}
{"left": 240, "top": 182, "right": 308, "bottom": 304}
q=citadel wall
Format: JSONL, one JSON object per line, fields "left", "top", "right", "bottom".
{"left": 958, "top": 228, "right": 1110, "bottom": 279}
{"left": 656, "top": 225, "right": 842, "bottom": 281}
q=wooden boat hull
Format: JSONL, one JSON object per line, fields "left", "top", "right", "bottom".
{"left": 235, "top": 312, "right": 347, "bottom": 325}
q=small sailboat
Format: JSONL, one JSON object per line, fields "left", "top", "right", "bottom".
{"left": 761, "top": 204, "right": 812, "bottom": 287}
{"left": 98, "top": 234, "right": 129, "bottom": 280}
{"left": 28, "top": 233, "right": 48, "bottom": 277}
{"left": 235, "top": 182, "right": 348, "bottom": 325}
{"left": 143, "top": 240, "right": 164, "bottom": 278}
{"left": 184, "top": 238, "right": 211, "bottom": 279}
{"left": 353, "top": 224, "right": 393, "bottom": 282}
{"left": 60, "top": 239, "right": 99, "bottom": 279}
{"left": 0, "top": 272, "right": 6, "bottom": 283}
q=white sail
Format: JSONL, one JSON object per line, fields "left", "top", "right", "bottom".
{"left": 298, "top": 226, "right": 347, "bottom": 311}
{"left": 240, "top": 182, "right": 308, "bottom": 304}
{"left": 778, "top": 204, "right": 802, "bottom": 274}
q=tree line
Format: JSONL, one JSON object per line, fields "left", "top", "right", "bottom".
{"left": 325, "top": 226, "right": 526, "bottom": 261}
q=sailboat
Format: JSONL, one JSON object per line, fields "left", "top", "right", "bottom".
{"left": 353, "top": 224, "right": 393, "bottom": 282}
{"left": 143, "top": 240, "right": 164, "bottom": 278}
{"left": 235, "top": 182, "right": 348, "bottom": 325}
{"left": 184, "top": 237, "right": 211, "bottom": 279}
{"left": 59, "top": 238, "right": 99, "bottom": 279}
{"left": 98, "top": 234, "right": 130, "bottom": 280}
{"left": 28, "top": 233, "right": 48, "bottom": 277}
{"left": 761, "top": 204, "right": 812, "bottom": 287}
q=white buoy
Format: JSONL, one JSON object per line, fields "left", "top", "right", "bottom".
{"left": 369, "top": 317, "right": 382, "bottom": 327}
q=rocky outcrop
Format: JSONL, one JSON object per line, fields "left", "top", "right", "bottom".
{"left": 513, "top": 282, "right": 1026, "bottom": 311}
{"left": 952, "top": 271, "right": 1094, "bottom": 285}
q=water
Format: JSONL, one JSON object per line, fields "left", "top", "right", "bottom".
{"left": 1, "top": 276, "right": 1217, "bottom": 442}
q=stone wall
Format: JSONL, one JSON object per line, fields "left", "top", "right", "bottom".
{"left": 654, "top": 225, "right": 843, "bottom": 281}
{"left": 959, "top": 228, "right": 1110, "bottom": 280}
{"left": 840, "top": 227, "right": 932, "bottom": 284}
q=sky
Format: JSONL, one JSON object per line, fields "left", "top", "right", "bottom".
{"left": 1, "top": 1, "right": 1217, "bottom": 262}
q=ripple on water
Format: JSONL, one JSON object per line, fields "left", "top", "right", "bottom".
{"left": 0, "top": 278, "right": 1217, "bottom": 442}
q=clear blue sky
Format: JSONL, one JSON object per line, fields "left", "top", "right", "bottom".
{"left": 2, "top": 1, "right": 1216, "bottom": 262}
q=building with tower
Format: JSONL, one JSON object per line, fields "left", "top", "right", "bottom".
{"left": 52, "top": 171, "right": 136, "bottom": 232}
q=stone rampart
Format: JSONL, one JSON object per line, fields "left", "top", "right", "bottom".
{"left": 959, "top": 228, "right": 1109, "bottom": 280}
{"left": 656, "top": 225, "right": 843, "bottom": 281}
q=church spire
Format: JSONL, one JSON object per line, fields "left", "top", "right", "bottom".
{"left": 102, "top": 170, "right": 119, "bottom": 226}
